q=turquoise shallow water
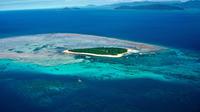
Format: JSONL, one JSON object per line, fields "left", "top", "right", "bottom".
{"left": 1, "top": 48, "right": 200, "bottom": 81}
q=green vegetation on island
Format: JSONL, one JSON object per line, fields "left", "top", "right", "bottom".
{"left": 68, "top": 47, "right": 128, "bottom": 55}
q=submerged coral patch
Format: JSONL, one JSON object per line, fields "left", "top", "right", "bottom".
{"left": 0, "top": 33, "right": 162, "bottom": 66}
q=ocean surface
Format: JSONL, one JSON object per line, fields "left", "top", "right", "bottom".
{"left": 0, "top": 9, "right": 200, "bottom": 112}
{"left": 0, "top": 9, "right": 200, "bottom": 50}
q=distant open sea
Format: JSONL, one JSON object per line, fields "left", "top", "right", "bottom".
{"left": 0, "top": 9, "right": 200, "bottom": 50}
{"left": 0, "top": 9, "right": 200, "bottom": 112}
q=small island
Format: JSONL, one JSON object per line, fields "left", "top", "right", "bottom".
{"left": 64, "top": 47, "right": 138, "bottom": 58}
{"left": 115, "top": 4, "right": 184, "bottom": 10}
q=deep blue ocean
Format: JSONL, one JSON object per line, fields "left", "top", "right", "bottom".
{"left": 0, "top": 9, "right": 200, "bottom": 112}
{"left": 0, "top": 9, "right": 200, "bottom": 50}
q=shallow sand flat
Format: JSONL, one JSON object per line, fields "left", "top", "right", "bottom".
{"left": 0, "top": 33, "right": 163, "bottom": 66}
